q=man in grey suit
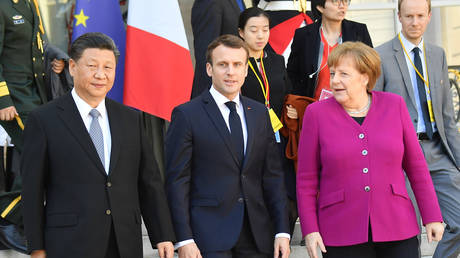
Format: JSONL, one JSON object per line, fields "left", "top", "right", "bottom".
{"left": 375, "top": 0, "right": 460, "bottom": 257}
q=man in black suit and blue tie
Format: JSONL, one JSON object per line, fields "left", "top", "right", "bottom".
{"left": 165, "top": 34, "right": 290, "bottom": 258}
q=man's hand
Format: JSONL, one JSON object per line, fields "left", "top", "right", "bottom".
{"left": 274, "top": 237, "right": 290, "bottom": 258}
{"left": 31, "top": 250, "right": 46, "bottom": 258}
{"left": 51, "top": 59, "right": 65, "bottom": 74}
{"left": 178, "top": 242, "right": 202, "bottom": 258}
{"left": 286, "top": 105, "right": 298, "bottom": 119}
{"left": 157, "top": 241, "right": 174, "bottom": 258}
{"left": 426, "top": 222, "right": 444, "bottom": 242}
{"left": 305, "top": 232, "right": 326, "bottom": 258}
{"left": 0, "top": 106, "right": 18, "bottom": 121}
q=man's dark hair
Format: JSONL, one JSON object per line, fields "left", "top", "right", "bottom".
{"left": 69, "top": 32, "right": 120, "bottom": 63}
{"left": 205, "top": 34, "right": 249, "bottom": 65}
{"left": 311, "top": 0, "right": 326, "bottom": 20}
{"left": 238, "top": 7, "right": 270, "bottom": 30}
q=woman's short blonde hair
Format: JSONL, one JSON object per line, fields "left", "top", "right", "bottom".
{"left": 327, "top": 41, "right": 381, "bottom": 91}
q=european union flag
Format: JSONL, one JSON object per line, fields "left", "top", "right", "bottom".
{"left": 72, "top": 0, "right": 126, "bottom": 103}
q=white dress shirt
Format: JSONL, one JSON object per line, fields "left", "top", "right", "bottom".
{"left": 0, "top": 126, "right": 13, "bottom": 147}
{"left": 209, "top": 86, "right": 248, "bottom": 152}
{"left": 399, "top": 32, "right": 436, "bottom": 133}
{"left": 71, "top": 89, "right": 111, "bottom": 173}
{"left": 175, "top": 86, "right": 289, "bottom": 250}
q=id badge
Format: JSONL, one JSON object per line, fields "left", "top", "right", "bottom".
{"left": 319, "top": 89, "right": 333, "bottom": 101}
{"left": 427, "top": 100, "right": 435, "bottom": 122}
{"left": 274, "top": 130, "right": 281, "bottom": 143}
{"left": 268, "top": 108, "right": 283, "bottom": 133}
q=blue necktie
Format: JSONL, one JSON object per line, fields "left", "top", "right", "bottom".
{"left": 413, "top": 47, "right": 433, "bottom": 139}
{"left": 225, "top": 101, "right": 244, "bottom": 165}
{"left": 235, "top": 0, "right": 245, "bottom": 11}
{"left": 89, "top": 109, "right": 105, "bottom": 168}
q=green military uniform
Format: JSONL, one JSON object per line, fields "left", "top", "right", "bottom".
{"left": 0, "top": 0, "right": 48, "bottom": 151}
{"left": 0, "top": 0, "right": 48, "bottom": 225}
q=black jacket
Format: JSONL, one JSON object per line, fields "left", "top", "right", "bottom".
{"left": 21, "top": 93, "right": 176, "bottom": 258}
{"left": 287, "top": 19, "right": 373, "bottom": 97}
{"left": 242, "top": 50, "right": 292, "bottom": 118}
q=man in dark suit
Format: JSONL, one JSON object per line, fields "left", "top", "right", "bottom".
{"left": 191, "top": 0, "right": 255, "bottom": 98}
{"left": 375, "top": 0, "right": 460, "bottom": 257}
{"left": 21, "top": 32, "right": 175, "bottom": 258}
{"left": 166, "top": 34, "right": 290, "bottom": 258}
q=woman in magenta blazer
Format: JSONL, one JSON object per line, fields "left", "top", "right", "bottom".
{"left": 296, "top": 42, "right": 444, "bottom": 258}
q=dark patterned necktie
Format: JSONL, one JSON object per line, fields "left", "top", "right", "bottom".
{"left": 413, "top": 47, "right": 433, "bottom": 139}
{"left": 225, "top": 101, "right": 244, "bottom": 164}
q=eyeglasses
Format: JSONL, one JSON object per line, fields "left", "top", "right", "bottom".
{"left": 329, "top": 0, "right": 351, "bottom": 6}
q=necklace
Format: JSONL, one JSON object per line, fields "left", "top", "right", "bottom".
{"left": 346, "top": 95, "right": 371, "bottom": 115}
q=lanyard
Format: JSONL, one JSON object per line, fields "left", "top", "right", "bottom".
{"left": 248, "top": 51, "right": 270, "bottom": 107}
{"left": 398, "top": 33, "right": 430, "bottom": 94}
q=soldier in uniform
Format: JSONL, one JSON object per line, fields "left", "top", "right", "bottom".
{"left": 0, "top": 0, "right": 48, "bottom": 152}
{"left": 0, "top": 0, "right": 49, "bottom": 250}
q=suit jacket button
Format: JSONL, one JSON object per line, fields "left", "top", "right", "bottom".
{"left": 238, "top": 198, "right": 244, "bottom": 203}
{"left": 106, "top": 209, "right": 111, "bottom": 215}
{"left": 363, "top": 168, "right": 369, "bottom": 173}
{"left": 364, "top": 186, "right": 370, "bottom": 192}
{"left": 32, "top": 57, "right": 36, "bottom": 62}
{"left": 359, "top": 133, "right": 365, "bottom": 139}
{"left": 106, "top": 182, "right": 112, "bottom": 187}
{"left": 362, "top": 150, "right": 368, "bottom": 156}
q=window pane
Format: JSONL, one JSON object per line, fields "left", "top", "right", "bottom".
{"left": 440, "top": 7, "right": 460, "bottom": 66}
{"left": 39, "top": 0, "right": 72, "bottom": 52}
{"left": 346, "top": 10, "right": 396, "bottom": 47}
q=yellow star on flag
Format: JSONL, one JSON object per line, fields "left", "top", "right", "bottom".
{"left": 74, "top": 9, "right": 89, "bottom": 28}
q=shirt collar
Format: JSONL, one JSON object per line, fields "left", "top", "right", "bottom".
{"left": 209, "top": 86, "right": 242, "bottom": 109}
{"left": 399, "top": 32, "right": 424, "bottom": 54}
{"left": 71, "top": 88, "right": 107, "bottom": 119}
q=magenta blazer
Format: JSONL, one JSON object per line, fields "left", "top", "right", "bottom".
{"left": 296, "top": 91, "right": 442, "bottom": 246}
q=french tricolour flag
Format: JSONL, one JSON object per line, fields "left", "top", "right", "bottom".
{"left": 124, "top": 0, "right": 193, "bottom": 121}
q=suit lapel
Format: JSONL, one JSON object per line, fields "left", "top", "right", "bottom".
{"left": 424, "top": 44, "right": 439, "bottom": 120}
{"left": 241, "top": 97, "right": 255, "bottom": 169}
{"left": 308, "top": 22, "right": 321, "bottom": 72}
{"left": 228, "top": 0, "right": 242, "bottom": 14}
{"left": 342, "top": 19, "right": 354, "bottom": 41}
{"left": 12, "top": 0, "right": 34, "bottom": 25}
{"left": 57, "top": 93, "right": 106, "bottom": 177}
{"left": 393, "top": 37, "right": 418, "bottom": 110}
{"left": 106, "top": 100, "right": 121, "bottom": 176}
{"left": 202, "top": 92, "right": 242, "bottom": 167}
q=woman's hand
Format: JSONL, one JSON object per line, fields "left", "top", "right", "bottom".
{"left": 305, "top": 232, "right": 326, "bottom": 258}
{"left": 286, "top": 105, "right": 298, "bottom": 119}
{"left": 426, "top": 222, "right": 444, "bottom": 242}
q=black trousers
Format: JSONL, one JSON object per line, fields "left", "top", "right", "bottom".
{"left": 105, "top": 222, "right": 120, "bottom": 258}
{"left": 202, "top": 211, "right": 270, "bottom": 258}
{"left": 323, "top": 226, "right": 419, "bottom": 258}
{"left": 0, "top": 146, "right": 14, "bottom": 192}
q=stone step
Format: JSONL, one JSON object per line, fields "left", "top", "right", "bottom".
{"left": 0, "top": 221, "right": 450, "bottom": 258}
